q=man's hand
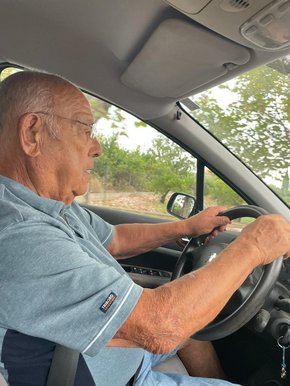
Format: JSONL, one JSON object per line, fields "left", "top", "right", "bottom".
{"left": 182, "top": 206, "right": 231, "bottom": 238}
{"left": 237, "top": 214, "right": 290, "bottom": 266}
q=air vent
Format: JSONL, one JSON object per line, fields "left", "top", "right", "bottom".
{"left": 220, "top": 0, "right": 252, "bottom": 12}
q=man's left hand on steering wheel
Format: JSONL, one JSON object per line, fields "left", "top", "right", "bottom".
{"left": 181, "top": 206, "right": 231, "bottom": 239}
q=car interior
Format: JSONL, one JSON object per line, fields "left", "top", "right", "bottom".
{"left": 0, "top": 0, "right": 290, "bottom": 385}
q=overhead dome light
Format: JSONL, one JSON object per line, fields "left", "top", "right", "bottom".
{"left": 241, "top": 0, "right": 290, "bottom": 50}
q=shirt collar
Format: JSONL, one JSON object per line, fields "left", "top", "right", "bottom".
{"left": 0, "top": 175, "right": 68, "bottom": 217}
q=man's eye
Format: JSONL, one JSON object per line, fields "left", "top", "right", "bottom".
{"left": 85, "top": 128, "right": 93, "bottom": 139}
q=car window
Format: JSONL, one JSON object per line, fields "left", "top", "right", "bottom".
{"left": 204, "top": 167, "right": 253, "bottom": 231}
{"left": 188, "top": 55, "right": 290, "bottom": 207}
{"left": 0, "top": 67, "right": 22, "bottom": 81}
{"left": 79, "top": 93, "right": 250, "bottom": 229}
{"left": 77, "top": 95, "right": 197, "bottom": 220}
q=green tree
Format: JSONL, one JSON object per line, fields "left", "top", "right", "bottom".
{"left": 147, "top": 135, "right": 196, "bottom": 202}
{"left": 194, "top": 60, "right": 290, "bottom": 200}
{"left": 205, "top": 173, "right": 244, "bottom": 206}
{"left": 94, "top": 131, "right": 197, "bottom": 204}
{"left": 94, "top": 132, "right": 149, "bottom": 191}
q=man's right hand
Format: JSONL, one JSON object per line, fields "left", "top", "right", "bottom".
{"left": 237, "top": 214, "right": 290, "bottom": 266}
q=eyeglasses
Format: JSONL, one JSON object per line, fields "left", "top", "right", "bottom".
{"left": 35, "top": 111, "right": 96, "bottom": 138}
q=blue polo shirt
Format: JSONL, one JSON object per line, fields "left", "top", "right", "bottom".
{"left": 0, "top": 176, "right": 144, "bottom": 385}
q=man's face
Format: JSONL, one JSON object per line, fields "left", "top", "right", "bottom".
{"left": 41, "top": 86, "right": 101, "bottom": 204}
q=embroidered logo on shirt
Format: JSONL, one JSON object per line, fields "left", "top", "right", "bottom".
{"left": 100, "top": 292, "right": 117, "bottom": 313}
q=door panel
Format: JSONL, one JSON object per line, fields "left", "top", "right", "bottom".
{"left": 82, "top": 204, "right": 182, "bottom": 287}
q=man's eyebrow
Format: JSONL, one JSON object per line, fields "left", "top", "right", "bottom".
{"left": 73, "top": 113, "right": 95, "bottom": 123}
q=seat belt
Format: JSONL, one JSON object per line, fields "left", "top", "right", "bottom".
{"left": 46, "top": 345, "right": 80, "bottom": 386}
{"left": 125, "top": 357, "right": 144, "bottom": 386}
{"left": 47, "top": 345, "right": 143, "bottom": 386}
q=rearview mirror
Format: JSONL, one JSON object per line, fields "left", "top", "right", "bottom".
{"left": 167, "top": 192, "right": 196, "bottom": 219}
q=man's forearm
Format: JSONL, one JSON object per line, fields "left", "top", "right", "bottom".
{"left": 106, "top": 207, "right": 230, "bottom": 259}
{"left": 107, "top": 221, "right": 186, "bottom": 259}
{"left": 115, "top": 238, "right": 257, "bottom": 353}
{"left": 114, "top": 214, "right": 290, "bottom": 354}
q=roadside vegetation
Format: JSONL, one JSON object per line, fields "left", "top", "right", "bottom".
{"left": 83, "top": 58, "right": 289, "bottom": 217}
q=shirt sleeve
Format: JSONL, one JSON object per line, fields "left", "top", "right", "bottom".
{"left": 0, "top": 220, "right": 143, "bottom": 357}
{"left": 72, "top": 203, "right": 115, "bottom": 247}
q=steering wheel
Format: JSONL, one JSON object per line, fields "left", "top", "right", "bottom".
{"left": 171, "top": 205, "right": 283, "bottom": 341}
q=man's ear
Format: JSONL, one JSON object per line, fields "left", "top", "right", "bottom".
{"left": 18, "top": 113, "right": 43, "bottom": 157}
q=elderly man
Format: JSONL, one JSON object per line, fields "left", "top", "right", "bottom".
{"left": 0, "top": 71, "right": 289, "bottom": 386}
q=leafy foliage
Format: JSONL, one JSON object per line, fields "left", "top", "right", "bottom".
{"left": 205, "top": 172, "right": 244, "bottom": 206}
{"left": 86, "top": 58, "right": 290, "bottom": 210}
{"left": 193, "top": 59, "right": 290, "bottom": 203}
{"left": 94, "top": 131, "right": 196, "bottom": 202}
{"left": 147, "top": 136, "right": 196, "bottom": 202}
{"left": 87, "top": 99, "right": 248, "bottom": 208}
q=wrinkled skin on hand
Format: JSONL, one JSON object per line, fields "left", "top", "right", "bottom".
{"left": 238, "top": 214, "right": 290, "bottom": 265}
{"left": 182, "top": 206, "right": 231, "bottom": 238}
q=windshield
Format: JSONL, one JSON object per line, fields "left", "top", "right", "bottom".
{"left": 189, "top": 55, "right": 290, "bottom": 206}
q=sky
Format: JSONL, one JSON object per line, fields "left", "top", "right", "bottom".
{"left": 95, "top": 110, "right": 157, "bottom": 152}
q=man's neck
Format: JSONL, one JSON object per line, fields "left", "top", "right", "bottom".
{"left": 0, "top": 163, "right": 73, "bottom": 205}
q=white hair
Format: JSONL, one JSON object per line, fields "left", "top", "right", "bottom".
{"left": 0, "top": 71, "right": 73, "bottom": 139}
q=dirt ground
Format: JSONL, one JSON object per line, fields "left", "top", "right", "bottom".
{"left": 76, "top": 191, "right": 171, "bottom": 218}
{"left": 76, "top": 191, "right": 246, "bottom": 230}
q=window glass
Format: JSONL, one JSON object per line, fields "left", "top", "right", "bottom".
{"left": 77, "top": 95, "right": 197, "bottom": 219}
{"left": 204, "top": 168, "right": 245, "bottom": 208}
{"left": 204, "top": 167, "right": 252, "bottom": 231}
{"left": 189, "top": 55, "right": 290, "bottom": 207}
{"left": 80, "top": 93, "right": 250, "bottom": 229}
{"left": 0, "top": 67, "right": 22, "bottom": 81}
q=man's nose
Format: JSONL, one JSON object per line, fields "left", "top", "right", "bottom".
{"left": 89, "top": 137, "right": 102, "bottom": 158}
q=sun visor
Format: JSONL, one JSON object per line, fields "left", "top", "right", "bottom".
{"left": 121, "top": 19, "right": 251, "bottom": 98}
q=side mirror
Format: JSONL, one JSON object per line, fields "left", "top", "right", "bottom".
{"left": 167, "top": 192, "right": 196, "bottom": 219}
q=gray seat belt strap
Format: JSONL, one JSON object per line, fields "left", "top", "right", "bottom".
{"left": 46, "top": 345, "right": 80, "bottom": 386}
{"left": 125, "top": 358, "right": 144, "bottom": 386}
